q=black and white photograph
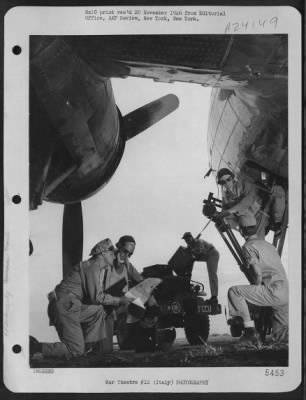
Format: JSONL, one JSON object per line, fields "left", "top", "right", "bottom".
{"left": 3, "top": 4, "right": 302, "bottom": 393}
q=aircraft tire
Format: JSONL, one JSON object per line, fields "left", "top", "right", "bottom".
{"left": 184, "top": 313, "right": 210, "bottom": 344}
{"left": 254, "top": 307, "right": 273, "bottom": 342}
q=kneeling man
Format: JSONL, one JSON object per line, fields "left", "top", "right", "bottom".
{"left": 228, "top": 225, "right": 288, "bottom": 346}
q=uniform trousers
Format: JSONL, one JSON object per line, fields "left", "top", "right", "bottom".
{"left": 228, "top": 280, "right": 288, "bottom": 342}
{"left": 42, "top": 292, "right": 113, "bottom": 358}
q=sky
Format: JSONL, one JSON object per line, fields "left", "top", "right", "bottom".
{"left": 29, "top": 76, "right": 288, "bottom": 341}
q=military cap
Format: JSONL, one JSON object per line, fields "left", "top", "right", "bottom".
{"left": 217, "top": 168, "right": 234, "bottom": 183}
{"left": 182, "top": 232, "right": 193, "bottom": 239}
{"left": 90, "top": 238, "right": 114, "bottom": 256}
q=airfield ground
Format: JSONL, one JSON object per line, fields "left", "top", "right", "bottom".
{"left": 30, "top": 335, "right": 288, "bottom": 368}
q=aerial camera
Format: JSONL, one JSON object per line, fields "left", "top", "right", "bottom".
{"left": 202, "top": 192, "right": 222, "bottom": 220}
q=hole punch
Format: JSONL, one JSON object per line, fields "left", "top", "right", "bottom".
{"left": 12, "top": 195, "right": 21, "bottom": 204}
{"left": 12, "top": 45, "right": 22, "bottom": 55}
{"left": 12, "top": 344, "right": 22, "bottom": 354}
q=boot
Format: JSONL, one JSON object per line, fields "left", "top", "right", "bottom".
{"left": 237, "top": 327, "right": 261, "bottom": 348}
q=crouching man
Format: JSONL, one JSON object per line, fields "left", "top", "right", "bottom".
{"left": 227, "top": 226, "right": 288, "bottom": 346}
{"left": 30, "top": 238, "right": 132, "bottom": 360}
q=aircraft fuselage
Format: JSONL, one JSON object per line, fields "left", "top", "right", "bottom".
{"left": 207, "top": 82, "right": 288, "bottom": 183}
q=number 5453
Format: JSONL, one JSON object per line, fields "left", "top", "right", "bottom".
{"left": 265, "top": 369, "right": 285, "bottom": 376}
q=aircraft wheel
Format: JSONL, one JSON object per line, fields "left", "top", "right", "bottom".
{"left": 249, "top": 305, "right": 273, "bottom": 342}
{"left": 184, "top": 313, "right": 210, "bottom": 344}
{"left": 116, "top": 313, "right": 133, "bottom": 350}
{"left": 254, "top": 307, "right": 273, "bottom": 342}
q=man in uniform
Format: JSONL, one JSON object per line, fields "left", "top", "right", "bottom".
{"left": 113, "top": 235, "right": 143, "bottom": 291}
{"left": 30, "top": 238, "right": 132, "bottom": 360}
{"left": 182, "top": 232, "right": 219, "bottom": 305}
{"left": 227, "top": 225, "right": 289, "bottom": 346}
{"left": 114, "top": 236, "right": 161, "bottom": 352}
{"left": 215, "top": 168, "right": 269, "bottom": 239}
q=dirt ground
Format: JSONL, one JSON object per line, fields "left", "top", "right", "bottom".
{"left": 30, "top": 335, "right": 288, "bottom": 368}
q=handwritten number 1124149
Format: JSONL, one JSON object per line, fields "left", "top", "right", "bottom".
{"left": 225, "top": 17, "right": 278, "bottom": 33}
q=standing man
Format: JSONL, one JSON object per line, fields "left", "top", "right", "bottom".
{"left": 215, "top": 168, "right": 269, "bottom": 239}
{"left": 182, "top": 232, "right": 219, "bottom": 305}
{"left": 227, "top": 225, "right": 289, "bottom": 346}
{"left": 30, "top": 238, "right": 132, "bottom": 360}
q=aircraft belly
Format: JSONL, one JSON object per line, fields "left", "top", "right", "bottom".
{"left": 72, "top": 35, "right": 287, "bottom": 89}
{"left": 208, "top": 85, "right": 288, "bottom": 179}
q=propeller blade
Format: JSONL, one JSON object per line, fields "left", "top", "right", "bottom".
{"left": 122, "top": 94, "right": 179, "bottom": 140}
{"left": 62, "top": 203, "right": 83, "bottom": 277}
